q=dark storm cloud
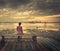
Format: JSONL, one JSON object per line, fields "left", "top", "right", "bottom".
{"left": 0, "top": 0, "right": 32, "bottom": 8}
{"left": 0, "top": 0, "right": 6, "bottom": 7}
{"left": 48, "top": 1, "right": 60, "bottom": 15}
{"left": 34, "top": 0, "right": 60, "bottom": 15}
{"left": 0, "top": 0, "right": 60, "bottom": 15}
{"left": 6, "top": 0, "right": 32, "bottom": 8}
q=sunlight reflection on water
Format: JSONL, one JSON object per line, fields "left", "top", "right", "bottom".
{"left": 0, "top": 23, "right": 60, "bottom": 33}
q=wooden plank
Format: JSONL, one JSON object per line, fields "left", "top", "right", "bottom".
{"left": 1, "top": 41, "right": 10, "bottom": 51}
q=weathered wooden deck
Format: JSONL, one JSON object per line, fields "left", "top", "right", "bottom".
{"left": 0, "top": 35, "right": 60, "bottom": 51}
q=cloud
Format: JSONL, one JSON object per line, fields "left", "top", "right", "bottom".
{"left": 0, "top": 0, "right": 60, "bottom": 15}
{"left": 0, "top": 0, "right": 32, "bottom": 8}
{"left": 0, "top": 0, "right": 6, "bottom": 7}
{"left": 46, "top": 0, "right": 60, "bottom": 15}
{"left": 33, "top": 0, "right": 60, "bottom": 15}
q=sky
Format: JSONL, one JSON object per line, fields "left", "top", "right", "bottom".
{"left": 0, "top": 0, "right": 60, "bottom": 22}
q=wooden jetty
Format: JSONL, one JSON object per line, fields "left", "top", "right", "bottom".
{"left": 0, "top": 35, "right": 60, "bottom": 51}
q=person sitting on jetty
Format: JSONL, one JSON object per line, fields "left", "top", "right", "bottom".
{"left": 17, "top": 22, "right": 23, "bottom": 35}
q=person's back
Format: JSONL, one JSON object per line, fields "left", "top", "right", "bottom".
{"left": 17, "top": 22, "right": 23, "bottom": 35}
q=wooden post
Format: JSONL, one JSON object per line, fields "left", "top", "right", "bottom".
{"left": 0, "top": 36, "right": 5, "bottom": 49}
{"left": 32, "top": 36, "right": 37, "bottom": 43}
{"left": 1, "top": 36, "right": 5, "bottom": 43}
{"left": 17, "top": 36, "right": 22, "bottom": 41}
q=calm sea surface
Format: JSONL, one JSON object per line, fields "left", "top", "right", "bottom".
{"left": 0, "top": 23, "right": 60, "bottom": 30}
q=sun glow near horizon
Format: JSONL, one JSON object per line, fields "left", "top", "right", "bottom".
{"left": 0, "top": 8, "right": 60, "bottom": 22}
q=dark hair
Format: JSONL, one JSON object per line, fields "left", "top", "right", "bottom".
{"left": 19, "top": 22, "right": 21, "bottom": 25}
